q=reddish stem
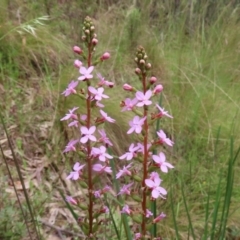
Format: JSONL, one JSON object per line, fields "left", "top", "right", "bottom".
{"left": 141, "top": 72, "right": 148, "bottom": 236}
{"left": 87, "top": 43, "right": 93, "bottom": 236}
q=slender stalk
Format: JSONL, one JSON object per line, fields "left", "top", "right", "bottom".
{"left": 87, "top": 42, "right": 93, "bottom": 236}
{"left": 141, "top": 72, "right": 148, "bottom": 236}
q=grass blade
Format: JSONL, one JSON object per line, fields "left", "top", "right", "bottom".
{"left": 181, "top": 180, "right": 196, "bottom": 240}
{"left": 108, "top": 149, "right": 132, "bottom": 240}
{"left": 0, "top": 110, "right": 41, "bottom": 240}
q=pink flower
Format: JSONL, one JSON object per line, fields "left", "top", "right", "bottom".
{"left": 68, "top": 120, "right": 79, "bottom": 127}
{"left": 100, "top": 110, "right": 115, "bottom": 123}
{"left": 62, "top": 80, "right": 78, "bottom": 96}
{"left": 73, "top": 46, "right": 82, "bottom": 54}
{"left": 101, "top": 206, "right": 109, "bottom": 213}
{"left": 121, "top": 98, "right": 138, "bottom": 112}
{"left": 78, "top": 66, "right": 94, "bottom": 81}
{"left": 121, "top": 205, "right": 131, "bottom": 215}
{"left": 88, "top": 86, "right": 109, "bottom": 101}
{"left": 145, "top": 176, "right": 167, "bottom": 199}
{"left": 127, "top": 116, "right": 146, "bottom": 134}
{"left": 152, "top": 152, "right": 174, "bottom": 173}
{"left": 100, "top": 52, "right": 110, "bottom": 60}
{"left": 119, "top": 143, "right": 139, "bottom": 160}
{"left": 74, "top": 59, "right": 82, "bottom": 68}
{"left": 94, "top": 185, "right": 111, "bottom": 198}
{"left": 63, "top": 139, "right": 78, "bottom": 153}
{"left": 91, "top": 146, "right": 113, "bottom": 162}
{"left": 116, "top": 163, "right": 132, "bottom": 179}
{"left": 61, "top": 107, "right": 79, "bottom": 121}
{"left": 81, "top": 114, "right": 87, "bottom": 121}
{"left": 66, "top": 196, "right": 77, "bottom": 205}
{"left": 153, "top": 212, "right": 166, "bottom": 223}
{"left": 135, "top": 90, "right": 152, "bottom": 107}
{"left": 94, "top": 190, "right": 101, "bottom": 198}
{"left": 157, "top": 130, "right": 174, "bottom": 147}
{"left": 134, "top": 233, "right": 141, "bottom": 240}
{"left": 96, "top": 101, "right": 104, "bottom": 108}
{"left": 98, "top": 129, "right": 113, "bottom": 146}
{"left": 67, "top": 162, "right": 85, "bottom": 180}
{"left": 93, "top": 164, "right": 112, "bottom": 173}
{"left": 153, "top": 84, "right": 163, "bottom": 94}
{"left": 156, "top": 104, "right": 173, "bottom": 118}
{"left": 97, "top": 73, "right": 114, "bottom": 87}
{"left": 150, "top": 171, "right": 160, "bottom": 181}
{"left": 118, "top": 183, "right": 133, "bottom": 196}
{"left": 80, "top": 126, "right": 96, "bottom": 143}
{"left": 137, "top": 142, "right": 151, "bottom": 154}
{"left": 146, "top": 209, "right": 153, "bottom": 218}
{"left": 123, "top": 84, "right": 133, "bottom": 91}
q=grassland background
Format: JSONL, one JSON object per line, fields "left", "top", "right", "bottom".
{"left": 0, "top": 0, "right": 240, "bottom": 239}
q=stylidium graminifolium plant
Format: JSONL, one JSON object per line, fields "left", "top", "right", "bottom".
{"left": 118, "top": 46, "right": 174, "bottom": 239}
{"left": 60, "top": 16, "right": 174, "bottom": 240}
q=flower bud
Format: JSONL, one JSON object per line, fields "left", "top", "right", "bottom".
{"left": 131, "top": 194, "right": 142, "bottom": 202}
{"left": 73, "top": 46, "right": 82, "bottom": 54}
{"left": 135, "top": 68, "right": 141, "bottom": 75}
{"left": 92, "top": 38, "right": 98, "bottom": 45}
{"left": 66, "top": 196, "right": 77, "bottom": 205}
{"left": 139, "top": 59, "right": 145, "bottom": 65}
{"left": 79, "top": 203, "right": 88, "bottom": 210}
{"left": 146, "top": 63, "right": 152, "bottom": 69}
{"left": 132, "top": 215, "right": 142, "bottom": 224}
{"left": 90, "top": 26, "right": 95, "bottom": 31}
{"left": 85, "top": 29, "right": 90, "bottom": 35}
{"left": 153, "top": 212, "right": 166, "bottom": 223}
{"left": 100, "top": 52, "right": 110, "bottom": 61}
{"left": 123, "top": 84, "right": 133, "bottom": 91}
{"left": 153, "top": 84, "right": 163, "bottom": 94}
{"left": 74, "top": 59, "right": 82, "bottom": 68}
{"left": 149, "top": 76, "right": 157, "bottom": 84}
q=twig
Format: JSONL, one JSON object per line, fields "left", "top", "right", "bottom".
{"left": 38, "top": 218, "right": 85, "bottom": 238}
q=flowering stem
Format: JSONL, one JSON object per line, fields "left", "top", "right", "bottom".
{"left": 141, "top": 72, "right": 148, "bottom": 236}
{"left": 87, "top": 42, "right": 93, "bottom": 236}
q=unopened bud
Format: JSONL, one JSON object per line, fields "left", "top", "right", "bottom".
{"left": 74, "top": 59, "right": 82, "bottom": 68}
{"left": 139, "top": 59, "right": 145, "bottom": 65}
{"left": 135, "top": 68, "right": 141, "bottom": 75}
{"left": 150, "top": 76, "right": 157, "bottom": 84}
{"left": 66, "top": 196, "right": 77, "bottom": 205}
{"left": 85, "top": 29, "right": 90, "bottom": 35}
{"left": 92, "top": 38, "right": 98, "bottom": 45}
{"left": 73, "top": 46, "right": 82, "bottom": 54}
{"left": 153, "top": 213, "right": 166, "bottom": 223}
{"left": 146, "top": 63, "right": 152, "bottom": 69}
{"left": 132, "top": 215, "right": 142, "bottom": 224}
{"left": 153, "top": 84, "right": 163, "bottom": 94}
{"left": 90, "top": 26, "right": 95, "bottom": 31}
{"left": 134, "top": 57, "right": 138, "bottom": 63}
{"left": 100, "top": 52, "right": 110, "bottom": 61}
{"left": 123, "top": 84, "right": 133, "bottom": 91}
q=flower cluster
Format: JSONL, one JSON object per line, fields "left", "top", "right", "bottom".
{"left": 118, "top": 46, "right": 174, "bottom": 238}
{"left": 60, "top": 17, "right": 174, "bottom": 240}
{"left": 61, "top": 16, "right": 114, "bottom": 237}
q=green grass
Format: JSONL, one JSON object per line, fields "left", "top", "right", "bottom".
{"left": 0, "top": 0, "right": 240, "bottom": 239}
